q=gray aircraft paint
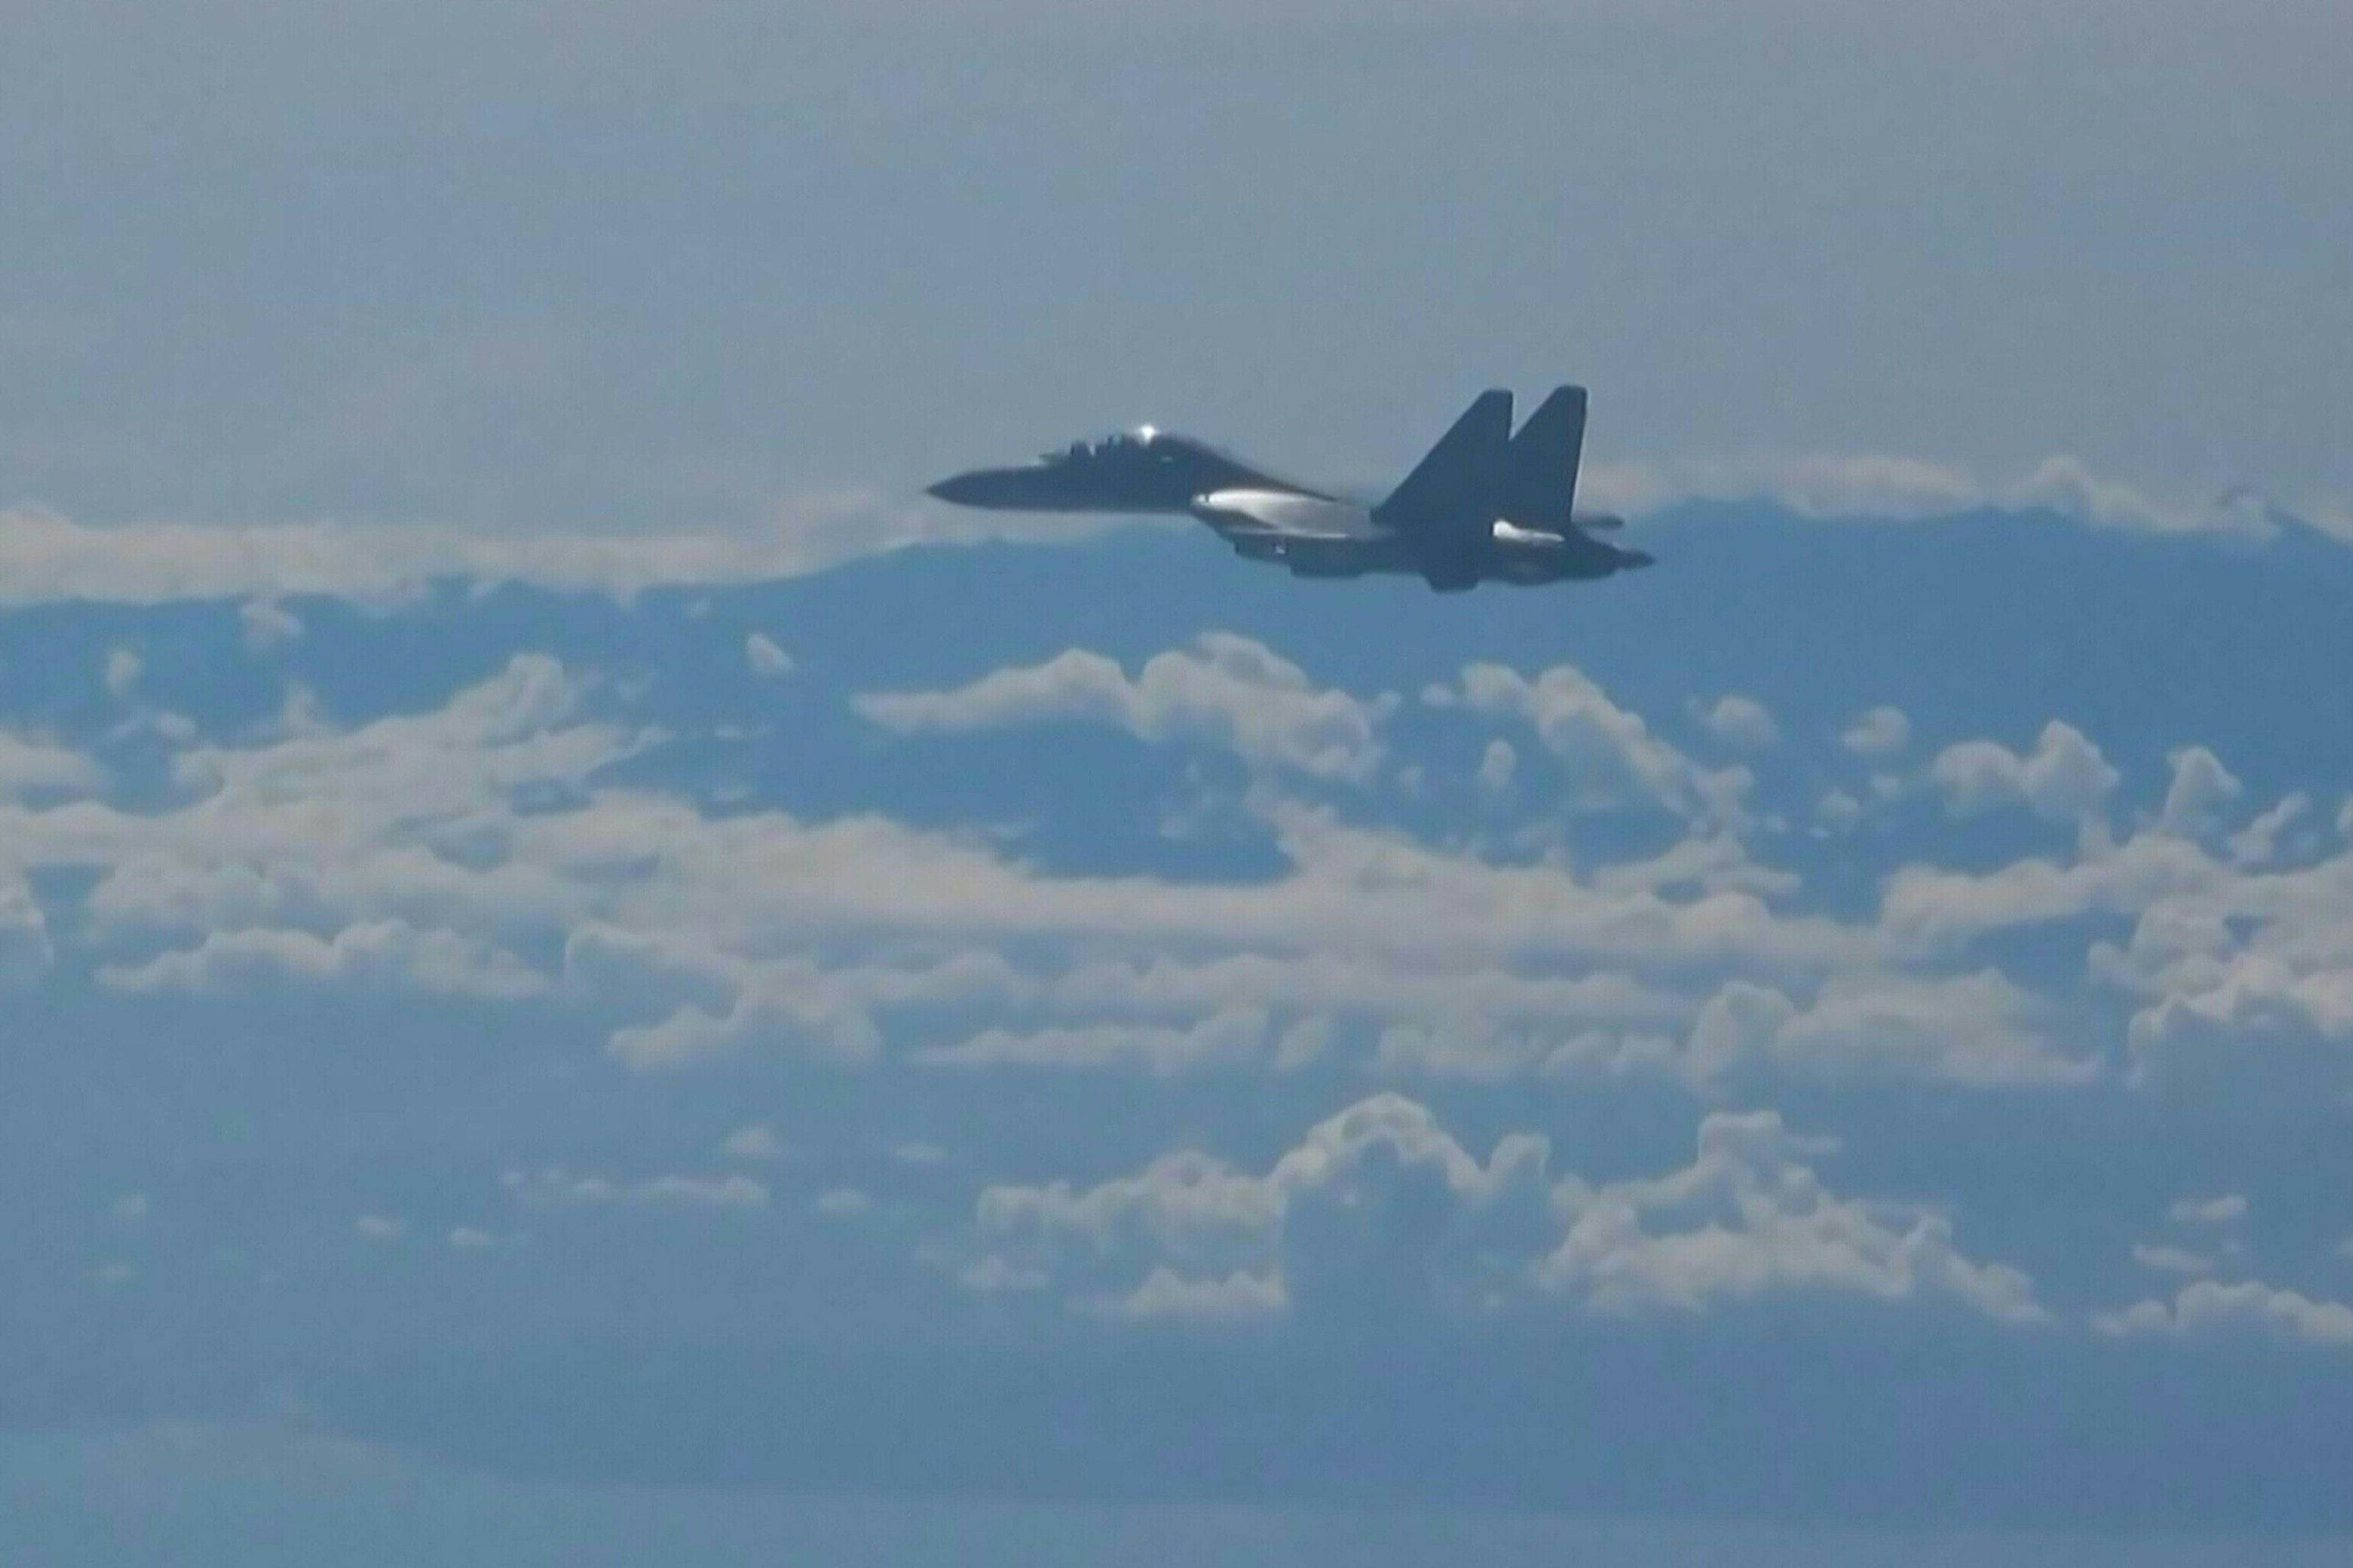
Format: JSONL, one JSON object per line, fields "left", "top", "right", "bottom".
{"left": 928, "top": 387, "right": 1649, "bottom": 592}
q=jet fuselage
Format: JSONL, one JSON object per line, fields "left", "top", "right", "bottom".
{"left": 1192, "top": 489, "right": 1643, "bottom": 589}
{"left": 925, "top": 390, "right": 1651, "bottom": 593}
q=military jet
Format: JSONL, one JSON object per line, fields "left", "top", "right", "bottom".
{"left": 926, "top": 386, "right": 1650, "bottom": 593}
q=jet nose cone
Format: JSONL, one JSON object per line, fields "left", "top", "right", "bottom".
{"left": 926, "top": 467, "right": 1044, "bottom": 509}
{"left": 1620, "top": 548, "right": 1656, "bottom": 570}
{"left": 926, "top": 471, "right": 991, "bottom": 506}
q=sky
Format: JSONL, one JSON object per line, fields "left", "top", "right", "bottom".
{"left": 6, "top": 2, "right": 2353, "bottom": 1562}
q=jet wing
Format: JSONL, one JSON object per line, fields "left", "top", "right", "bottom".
{"left": 1190, "top": 490, "right": 1371, "bottom": 540}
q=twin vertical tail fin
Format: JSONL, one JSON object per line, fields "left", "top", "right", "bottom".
{"left": 1374, "top": 383, "right": 1596, "bottom": 539}
{"left": 1374, "top": 388, "right": 1513, "bottom": 534}
{"left": 1497, "top": 384, "right": 1586, "bottom": 531}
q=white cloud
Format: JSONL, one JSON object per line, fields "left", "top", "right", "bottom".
{"left": 0, "top": 873, "right": 53, "bottom": 988}
{"left": 2132, "top": 1243, "right": 2213, "bottom": 1277}
{"left": 1581, "top": 453, "right": 2315, "bottom": 542}
{"left": 719, "top": 1125, "right": 784, "bottom": 1162}
{"left": 972, "top": 1093, "right": 1550, "bottom": 1320}
{"left": 744, "top": 633, "right": 793, "bottom": 678}
{"left": 2122, "top": 958, "right": 2353, "bottom": 1089}
{"left": 104, "top": 646, "right": 142, "bottom": 698}
{"left": 1368, "top": 1017, "right": 1669, "bottom": 1084}
{"left": 1361, "top": 967, "right": 2090, "bottom": 1090}
{"left": 2157, "top": 746, "right": 2244, "bottom": 840}
{"left": 970, "top": 1095, "right": 2038, "bottom": 1326}
{"left": 1815, "top": 789, "right": 1863, "bottom": 834}
{"left": 1929, "top": 721, "right": 2119, "bottom": 825}
{"left": 857, "top": 634, "right": 1388, "bottom": 782}
{"left": 1541, "top": 1110, "right": 2045, "bottom": 1323}
{"left": 97, "top": 920, "right": 549, "bottom": 1001}
{"left": 29, "top": 634, "right": 2328, "bottom": 1105}
{"left": 923, "top": 1008, "right": 1271, "bottom": 1075}
{"left": 1841, "top": 706, "right": 1912, "bottom": 761}
{"left": 0, "top": 648, "right": 1878, "bottom": 1080}
{"left": 2228, "top": 793, "right": 2310, "bottom": 867}
{"left": 607, "top": 989, "right": 885, "bottom": 1071}
{"left": 1477, "top": 738, "right": 1516, "bottom": 793}
{"left": 504, "top": 1169, "right": 771, "bottom": 1210}
{"left": 1440, "top": 662, "right": 1733, "bottom": 820}
{"left": 239, "top": 598, "right": 304, "bottom": 651}
{"left": 1681, "top": 970, "right": 2092, "bottom": 1088}
{"left": 0, "top": 499, "right": 1122, "bottom": 607}
{"left": 1698, "top": 695, "right": 1779, "bottom": 753}
{"left": 1112, "top": 1266, "right": 1287, "bottom": 1322}
{"left": 113, "top": 1192, "right": 149, "bottom": 1222}
{"left": 1882, "top": 825, "right": 2223, "bottom": 948}
{"left": 2096, "top": 1279, "right": 2353, "bottom": 1347}
{"left": 2169, "top": 1194, "right": 2249, "bottom": 1227}
{"left": 0, "top": 732, "right": 106, "bottom": 801}
{"left": 354, "top": 1214, "right": 407, "bottom": 1241}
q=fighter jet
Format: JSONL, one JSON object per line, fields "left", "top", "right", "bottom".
{"left": 925, "top": 386, "right": 1651, "bottom": 593}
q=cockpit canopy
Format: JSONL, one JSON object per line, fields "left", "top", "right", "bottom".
{"left": 1041, "top": 428, "right": 1168, "bottom": 465}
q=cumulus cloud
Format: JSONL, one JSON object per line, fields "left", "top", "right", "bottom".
{"left": 0, "top": 732, "right": 107, "bottom": 801}
{"left": 19, "top": 626, "right": 2327, "bottom": 1107}
{"left": 976, "top": 1093, "right": 1554, "bottom": 1322}
{"left": 2157, "top": 746, "right": 2244, "bottom": 840}
{"left": 1697, "top": 695, "right": 1779, "bottom": 753}
{"left": 2132, "top": 991, "right": 2330, "bottom": 1086}
{"left": 1437, "top": 661, "right": 1732, "bottom": 819}
{"left": 2132, "top": 1243, "right": 2213, "bottom": 1277}
{"left": 0, "top": 873, "right": 54, "bottom": 988}
{"left": 1680, "top": 970, "right": 2091, "bottom": 1088}
{"left": 0, "top": 647, "right": 1900, "bottom": 1083}
{"left": 607, "top": 989, "right": 885, "bottom": 1072}
{"left": 2228, "top": 792, "right": 2310, "bottom": 867}
{"left": 97, "top": 920, "right": 549, "bottom": 1000}
{"left": 1540, "top": 1110, "right": 2045, "bottom": 1322}
{"left": 2096, "top": 1279, "right": 2353, "bottom": 1347}
{"left": 239, "top": 598, "right": 304, "bottom": 651}
{"left": 1113, "top": 1266, "right": 1288, "bottom": 1322}
{"left": 2170, "top": 1194, "right": 2249, "bottom": 1227}
{"left": 968, "top": 1095, "right": 2038, "bottom": 1326}
{"left": 719, "top": 1125, "right": 784, "bottom": 1162}
{"left": 744, "top": 633, "right": 793, "bottom": 678}
{"left": 1477, "top": 738, "right": 1517, "bottom": 793}
{"left": 856, "top": 633, "right": 1388, "bottom": 781}
{"left": 1882, "top": 823, "right": 2224, "bottom": 948}
{"left": 104, "top": 646, "right": 142, "bottom": 698}
{"left": 1841, "top": 706, "right": 1912, "bottom": 761}
{"left": 1929, "top": 721, "right": 2120, "bottom": 824}
{"left": 1370, "top": 1016, "right": 1674, "bottom": 1084}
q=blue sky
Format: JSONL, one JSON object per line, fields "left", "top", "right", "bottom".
{"left": 6, "top": 2, "right": 2353, "bottom": 1561}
